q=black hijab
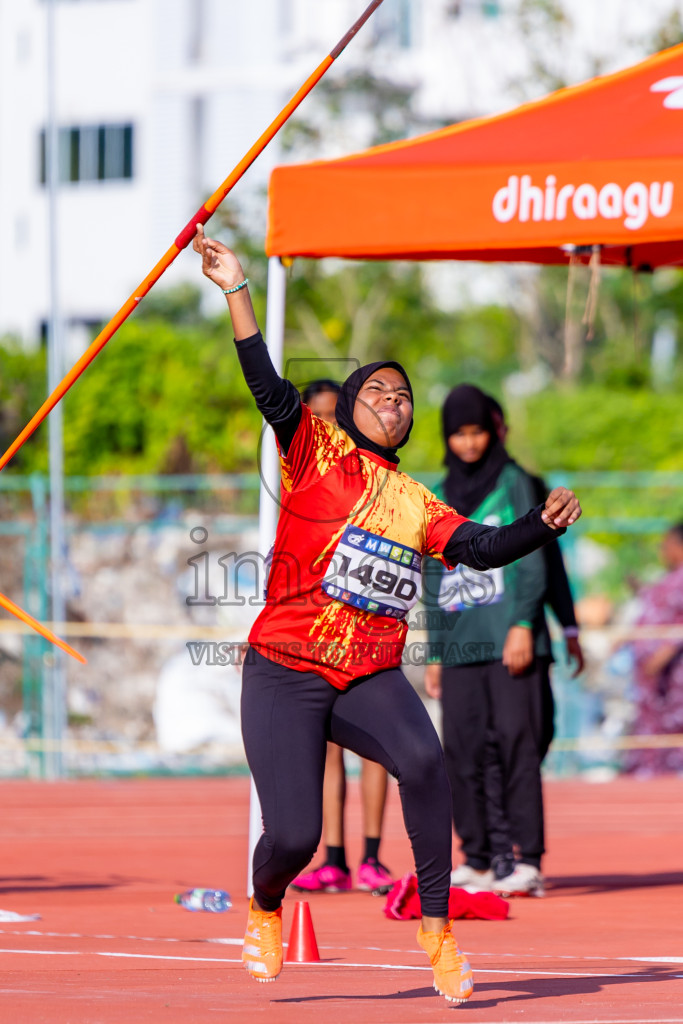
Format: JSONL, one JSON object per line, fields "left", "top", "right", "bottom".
{"left": 335, "top": 360, "right": 413, "bottom": 464}
{"left": 442, "top": 384, "right": 510, "bottom": 515}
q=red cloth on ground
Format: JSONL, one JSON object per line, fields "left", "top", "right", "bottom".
{"left": 383, "top": 872, "right": 509, "bottom": 921}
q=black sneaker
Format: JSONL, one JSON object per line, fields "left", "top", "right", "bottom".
{"left": 491, "top": 853, "right": 516, "bottom": 881}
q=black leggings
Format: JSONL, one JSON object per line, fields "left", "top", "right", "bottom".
{"left": 241, "top": 649, "right": 452, "bottom": 916}
{"left": 441, "top": 659, "right": 545, "bottom": 870}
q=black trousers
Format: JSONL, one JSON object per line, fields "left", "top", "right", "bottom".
{"left": 242, "top": 649, "right": 452, "bottom": 916}
{"left": 441, "top": 659, "right": 545, "bottom": 870}
{"left": 538, "top": 655, "right": 555, "bottom": 762}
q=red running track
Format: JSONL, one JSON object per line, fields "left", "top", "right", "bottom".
{"left": 1, "top": 774, "right": 682, "bottom": 1023}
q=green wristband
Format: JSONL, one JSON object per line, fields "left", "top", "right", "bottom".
{"left": 222, "top": 278, "right": 248, "bottom": 294}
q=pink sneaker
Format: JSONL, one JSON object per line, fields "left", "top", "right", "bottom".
{"left": 290, "top": 863, "right": 351, "bottom": 893}
{"left": 357, "top": 858, "right": 394, "bottom": 894}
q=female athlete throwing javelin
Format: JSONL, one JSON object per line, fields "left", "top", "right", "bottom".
{"left": 193, "top": 226, "right": 581, "bottom": 1005}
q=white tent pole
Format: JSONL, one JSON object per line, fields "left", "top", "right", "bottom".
{"left": 247, "top": 255, "right": 287, "bottom": 897}
{"left": 45, "top": 0, "right": 67, "bottom": 780}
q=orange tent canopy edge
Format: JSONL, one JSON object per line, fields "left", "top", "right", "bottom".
{"left": 266, "top": 43, "right": 683, "bottom": 268}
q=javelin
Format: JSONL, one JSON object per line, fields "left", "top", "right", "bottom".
{"left": 0, "top": 590, "right": 86, "bottom": 664}
{"left": 0, "top": 0, "right": 385, "bottom": 473}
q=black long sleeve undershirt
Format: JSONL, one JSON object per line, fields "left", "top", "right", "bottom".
{"left": 444, "top": 508, "right": 565, "bottom": 572}
{"left": 234, "top": 331, "right": 301, "bottom": 453}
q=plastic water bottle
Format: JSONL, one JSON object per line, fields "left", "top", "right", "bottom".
{"left": 174, "top": 888, "right": 232, "bottom": 912}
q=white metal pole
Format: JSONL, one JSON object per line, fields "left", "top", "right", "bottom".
{"left": 45, "top": 0, "right": 67, "bottom": 780}
{"left": 247, "top": 255, "right": 287, "bottom": 896}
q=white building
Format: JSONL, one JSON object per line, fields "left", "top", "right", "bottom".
{"left": 0, "top": 0, "right": 680, "bottom": 354}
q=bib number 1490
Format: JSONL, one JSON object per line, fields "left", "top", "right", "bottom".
{"left": 333, "top": 554, "right": 417, "bottom": 602}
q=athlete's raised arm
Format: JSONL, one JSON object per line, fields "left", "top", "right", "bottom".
{"left": 193, "top": 225, "right": 301, "bottom": 450}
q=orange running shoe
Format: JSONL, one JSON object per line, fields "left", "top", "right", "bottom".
{"left": 242, "top": 897, "right": 283, "bottom": 982}
{"left": 417, "top": 920, "right": 474, "bottom": 1004}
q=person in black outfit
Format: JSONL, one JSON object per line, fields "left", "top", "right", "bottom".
{"left": 192, "top": 225, "right": 582, "bottom": 1001}
{"left": 424, "top": 386, "right": 554, "bottom": 897}
{"left": 470, "top": 394, "right": 586, "bottom": 893}
{"left": 486, "top": 394, "right": 585, "bottom": 760}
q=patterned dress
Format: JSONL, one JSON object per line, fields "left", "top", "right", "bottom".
{"left": 626, "top": 564, "right": 683, "bottom": 775}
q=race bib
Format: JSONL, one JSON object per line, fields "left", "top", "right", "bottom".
{"left": 437, "top": 563, "right": 504, "bottom": 613}
{"left": 321, "top": 526, "right": 422, "bottom": 619}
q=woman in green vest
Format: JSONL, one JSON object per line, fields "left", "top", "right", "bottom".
{"left": 424, "top": 384, "right": 550, "bottom": 898}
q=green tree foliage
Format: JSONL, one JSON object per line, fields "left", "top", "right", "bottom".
{"left": 2, "top": 258, "right": 681, "bottom": 481}
{"left": 649, "top": 7, "right": 683, "bottom": 52}
{"left": 511, "top": 387, "right": 683, "bottom": 474}
{"left": 511, "top": 263, "right": 683, "bottom": 389}
{"left": 280, "top": 70, "right": 440, "bottom": 158}
{"left": 60, "top": 306, "right": 258, "bottom": 476}
{"left": 0, "top": 338, "right": 47, "bottom": 473}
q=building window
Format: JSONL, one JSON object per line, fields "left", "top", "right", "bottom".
{"left": 448, "top": 0, "right": 500, "bottom": 15}
{"left": 374, "top": 0, "right": 415, "bottom": 49}
{"left": 39, "top": 123, "right": 134, "bottom": 184}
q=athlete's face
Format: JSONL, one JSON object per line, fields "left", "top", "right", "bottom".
{"left": 353, "top": 368, "right": 412, "bottom": 449}
{"left": 307, "top": 390, "right": 338, "bottom": 425}
{"left": 447, "top": 424, "right": 491, "bottom": 463}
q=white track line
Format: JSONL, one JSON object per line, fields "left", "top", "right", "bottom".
{"left": 0, "top": 947, "right": 680, "bottom": 979}
{"left": 3, "top": 929, "right": 683, "bottom": 965}
{"left": 5, "top": 929, "right": 683, "bottom": 966}
{"left": 0, "top": 949, "right": 239, "bottom": 963}
{"left": 2, "top": 930, "right": 683, "bottom": 974}
{"left": 620, "top": 956, "right": 683, "bottom": 964}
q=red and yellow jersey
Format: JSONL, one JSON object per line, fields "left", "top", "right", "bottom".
{"left": 248, "top": 405, "right": 468, "bottom": 689}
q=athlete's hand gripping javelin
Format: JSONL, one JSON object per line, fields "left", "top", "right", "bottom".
{"left": 193, "top": 225, "right": 259, "bottom": 341}
{"left": 193, "top": 224, "right": 245, "bottom": 288}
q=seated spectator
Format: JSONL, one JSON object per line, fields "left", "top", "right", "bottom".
{"left": 626, "top": 523, "right": 683, "bottom": 775}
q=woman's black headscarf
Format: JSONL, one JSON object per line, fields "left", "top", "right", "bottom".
{"left": 442, "top": 384, "right": 510, "bottom": 515}
{"left": 335, "top": 360, "right": 413, "bottom": 464}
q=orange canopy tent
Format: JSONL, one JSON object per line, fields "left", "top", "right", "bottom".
{"left": 266, "top": 43, "right": 683, "bottom": 269}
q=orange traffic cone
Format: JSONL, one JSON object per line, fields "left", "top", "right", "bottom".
{"left": 286, "top": 900, "right": 321, "bottom": 962}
